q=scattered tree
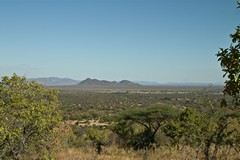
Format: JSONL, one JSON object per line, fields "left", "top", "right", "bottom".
{"left": 112, "top": 104, "right": 180, "bottom": 149}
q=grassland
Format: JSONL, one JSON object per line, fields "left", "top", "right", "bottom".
{"left": 55, "top": 146, "right": 240, "bottom": 160}
{"left": 50, "top": 85, "right": 240, "bottom": 160}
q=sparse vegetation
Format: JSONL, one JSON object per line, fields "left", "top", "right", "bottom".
{"left": 0, "top": 2, "right": 239, "bottom": 159}
{"left": 0, "top": 75, "right": 239, "bottom": 159}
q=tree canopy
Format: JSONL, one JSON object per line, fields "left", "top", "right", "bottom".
{"left": 0, "top": 74, "right": 62, "bottom": 159}
{"left": 216, "top": 22, "right": 240, "bottom": 106}
{"left": 112, "top": 104, "right": 180, "bottom": 149}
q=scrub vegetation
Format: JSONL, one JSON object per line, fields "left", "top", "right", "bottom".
{"left": 0, "top": 2, "right": 240, "bottom": 160}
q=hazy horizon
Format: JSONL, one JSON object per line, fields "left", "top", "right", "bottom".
{"left": 28, "top": 76, "right": 224, "bottom": 85}
{"left": 1, "top": 0, "right": 239, "bottom": 83}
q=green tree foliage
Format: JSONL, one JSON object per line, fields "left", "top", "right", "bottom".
{"left": 216, "top": 0, "right": 240, "bottom": 106}
{"left": 0, "top": 74, "right": 62, "bottom": 159}
{"left": 202, "top": 3, "right": 240, "bottom": 158}
{"left": 84, "top": 128, "right": 105, "bottom": 144}
{"left": 111, "top": 120, "right": 134, "bottom": 147}
{"left": 163, "top": 103, "right": 240, "bottom": 160}
{"left": 84, "top": 128, "right": 108, "bottom": 154}
{"left": 216, "top": 22, "right": 240, "bottom": 105}
{"left": 112, "top": 104, "right": 180, "bottom": 149}
{"left": 163, "top": 108, "right": 206, "bottom": 150}
{"left": 202, "top": 109, "right": 240, "bottom": 160}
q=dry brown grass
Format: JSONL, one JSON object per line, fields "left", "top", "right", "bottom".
{"left": 55, "top": 146, "right": 240, "bottom": 160}
{"left": 55, "top": 146, "right": 201, "bottom": 160}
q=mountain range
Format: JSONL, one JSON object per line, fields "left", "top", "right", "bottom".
{"left": 28, "top": 77, "right": 80, "bottom": 86}
{"left": 28, "top": 77, "right": 223, "bottom": 87}
{"left": 78, "top": 78, "right": 141, "bottom": 87}
{"left": 28, "top": 77, "right": 141, "bottom": 87}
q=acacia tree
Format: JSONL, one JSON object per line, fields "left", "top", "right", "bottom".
{"left": 0, "top": 74, "right": 62, "bottom": 159}
{"left": 112, "top": 104, "right": 180, "bottom": 149}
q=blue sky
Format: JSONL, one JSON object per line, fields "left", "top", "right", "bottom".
{"left": 0, "top": 0, "right": 239, "bottom": 83}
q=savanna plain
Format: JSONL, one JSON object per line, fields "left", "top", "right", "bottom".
{"left": 51, "top": 85, "right": 239, "bottom": 160}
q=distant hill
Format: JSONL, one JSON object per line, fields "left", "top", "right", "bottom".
{"left": 78, "top": 78, "right": 141, "bottom": 87}
{"left": 28, "top": 77, "right": 80, "bottom": 86}
{"left": 27, "top": 77, "right": 222, "bottom": 87}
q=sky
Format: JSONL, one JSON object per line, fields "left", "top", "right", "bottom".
{"left": 0, "top": 0, "right": 239, "bottom": 83}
